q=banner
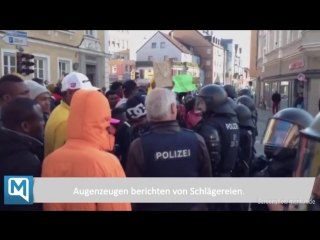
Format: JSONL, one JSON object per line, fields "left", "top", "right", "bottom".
{"left": 3, "top": 177, "right": 315, "bottom": 204}
{"left": 153, "top": 61, "right": 172, "bottom": 88}
{"left": 173, "top": 75, "right": 197, "bottom": 93}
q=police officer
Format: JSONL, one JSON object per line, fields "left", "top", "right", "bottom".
{"left": 294, "top": 112, "right": 320, "bottom": 211}
{"left": 237, "top": 95, "right": 257, "bottom": 128}
{"left": 224, "top": 84, "right": 237, "bottom": 100}
{"left": 194, "top": 84, "right": 240, "bottom": 177}
{"left": 251, "top": 108, "right": 313, "bottom": 211}
{"left": 234, "top": 104, "right": 255, "bottom": 177}
{"left": 126, "top": 88, "right": 212, "bottom": 211}
{"left": 238, "top": 88, "right": 252, "bottom": 98}
{"left": 237, "top": 95, "right": 258, "bottom": 158}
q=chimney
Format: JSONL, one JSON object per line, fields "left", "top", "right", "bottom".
{"left": 239, "top": 48, "right": 242, "bottom": 54}
{"left": 170, "top": 31, "right": 174, "bottom": 39}
{"left": 235, "top": 44, "right": 238, "bottom": 54}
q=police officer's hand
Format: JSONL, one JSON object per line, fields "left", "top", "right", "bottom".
{"left": 267, "top": 158, "right": 295, "bottom": 177}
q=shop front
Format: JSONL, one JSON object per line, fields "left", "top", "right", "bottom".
{"left": 263, "top": 79, "right": 294, "bottom": 110}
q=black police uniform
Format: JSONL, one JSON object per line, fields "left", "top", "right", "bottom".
{"left": 138, "top": 127, "right": 199, "bottom": 211}
{"left": 233, "top": 105, "right": 255, "bottom": 177}
{"left": 194, "top": 84, "right": 240, "bottom": 177}
{"left": 251, "top": 108, "right": 314, "bottom": 211}
{"left": 294, "top": 113, "right": 320, "bottom": 211}
{"left": 237, "top": 96, "right": 258, "bottom": 155}
{"left": 224, "top": 84, "right": 237, "bottom": 100}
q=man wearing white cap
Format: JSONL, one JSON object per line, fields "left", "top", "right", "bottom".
{"left": 44, "top": 72, "right": 99, "bottom": 157}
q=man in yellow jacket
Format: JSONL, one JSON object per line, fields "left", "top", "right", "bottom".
{"left": 44, "top": 72, "right": 99, "bottom": 157}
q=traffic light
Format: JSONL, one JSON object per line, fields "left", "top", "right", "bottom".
{"left": 16, "top": 52, "right": 35, "bottom": 76}
{"left": 130, "top": 69, "right": 135, "bottom": 80}
{"left": 135, "top": 72, "right": 139, "bottom": 80}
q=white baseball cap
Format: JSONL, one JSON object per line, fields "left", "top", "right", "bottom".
{"left": 61, "top": 72, "right": 99, "bottom": 92}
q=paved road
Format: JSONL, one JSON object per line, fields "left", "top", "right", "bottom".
{"left": 254, "top": 109, "right": 273, "bottom": 155}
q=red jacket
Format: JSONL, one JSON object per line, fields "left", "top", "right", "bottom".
{"left": 185, "top": 110, "right": 201, "bottom": 129}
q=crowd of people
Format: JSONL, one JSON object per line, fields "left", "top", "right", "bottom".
{"left": 0, "top": 71, "right": 319, "bottom": 211}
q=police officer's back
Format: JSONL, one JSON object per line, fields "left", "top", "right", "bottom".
{"left": 126, "top": 88, "right": 212, "bottom": 211}
{"left": 251, "top": 108, "right": 313, "bottom": 211}
{"left": 237, "top": 95, "right": 258, "bottom": 148}
{"left": 233, "top": 104, "right": 255, "bottom": 177}
{"left": 194, "top": 84, "right": 240, "bottom": 177}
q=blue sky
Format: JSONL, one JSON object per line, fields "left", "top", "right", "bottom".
{"left": 129, "top": 30, "right": 251, "bottom": 68}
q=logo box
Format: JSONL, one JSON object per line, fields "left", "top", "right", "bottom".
{"left": 4, "top": 176, "right": 33, "bottom": 205}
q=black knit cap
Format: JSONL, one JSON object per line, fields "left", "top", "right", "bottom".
{"left": 122, "top": 80, "right": 137, "bottom": 91}
{"left": 126, "top": 94, "right": 146, "bottom": 120}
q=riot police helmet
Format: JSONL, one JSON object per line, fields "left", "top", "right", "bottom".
{"left": 195, "top": 84, "right": 236, "bottom": 115}
{"left": 294, "top": 112, "right": 320, "bottom": 178}
{"left": 236, "top": 95, "right": 255, "bottom": 112}
{"left": 238, "top": 88, "right": 252, "bottom": 97}
{"left": 228, "top": 97, "right": 237, "bottom": 110}
{"left": 184, "top": 95, "right": 193, "bottom": 105}
{"left": 224, "top": 84, "right": 237, "bottom": 99}
{"left": 261, "top": 108, "right": 314, "bottom": 159}
{"left": 234, "top": 104, "right": 255, "bottom": 128}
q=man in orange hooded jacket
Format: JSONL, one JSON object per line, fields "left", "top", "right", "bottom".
{"left": 41, "top": 90, "right": 131, "bottom": 211}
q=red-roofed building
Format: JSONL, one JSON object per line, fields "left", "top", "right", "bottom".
{"left": 135, "top": 31, "right": 201, "bottom": 81}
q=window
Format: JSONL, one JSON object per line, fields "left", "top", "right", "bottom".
{"left": 85, "top": 30, "right": 95, "bottom": 37}
{"left": 164, "top": 55, "right": 169, "bottom": 61}
{"left": 112, "top": 66, "right": 117, "bottom": 74}
{"left": 160, "top": 42, "right": 165, "bottom": 48}
{"left": 206, "top": 60, "right": 211, "bottom": 66}
{"left": 34, "top": 58, "right": 48, "bottom": 79}
{"left": 148, "top": 56, "right": 154, "bottom": 61}
{"left": 121, "top": 40, "right": 124, "bottom": 49}
{"left": 2, "top": 52, "right": 16, "bottom": 75}
{"left": 206, "top": 71, "right": 210, "bottom": 77}
{"left": 151, "top": 43, "right": 156, "bottom": 48}
{"left": 287, "top": 30, "right": 293, "bottom": 43}
{"left": 129, "top": 66, "right": 133, "bottom": 71}
{"left": 125, "top": 65, "right": 128, "bottom": 72}
{"left": 207, "top": 48, "right": 211, "bottom": 54}
{"left": 58, "top": 59, "right": 71, "bottom": 77}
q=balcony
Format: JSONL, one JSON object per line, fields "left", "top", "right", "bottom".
{"left": 136, "top": 61, "right": 153, "bottom": 68}
{"left": 299, "top": 30, "right": 320, "bottom": 56}
{"left": 172, "top": 61, "right": 199, "bottom": 68}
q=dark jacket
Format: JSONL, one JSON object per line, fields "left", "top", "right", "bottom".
{"left": 0, "top": 128, "right": 43, "bottom": 211}
{"left": 271, "top": 93, "right": 281, "bottom": 103}
{"left": 115, "top": 121, "right": 150, "bottom": 170}
{"left": 126, "top": 121, "right": 211, "bottom": 177}
{"left": 126, "top": 121, "right": 212, "bottom": 211}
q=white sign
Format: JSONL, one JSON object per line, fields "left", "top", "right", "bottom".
{"left": 2, "top": 35, "right": 27, "bottom": 46}
{"left": 297, "top": 73, "right": 306, "bottom": 82}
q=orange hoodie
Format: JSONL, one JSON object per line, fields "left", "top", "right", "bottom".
{"left": 41, "top": 90, "right": 131, "bottom": 211}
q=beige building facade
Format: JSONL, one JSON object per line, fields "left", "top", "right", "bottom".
{"left": 0, "top": 30, "right": 109, "bottom": 87}
{"left": 257, "top": 30, "right": 320, "bottom": 116}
